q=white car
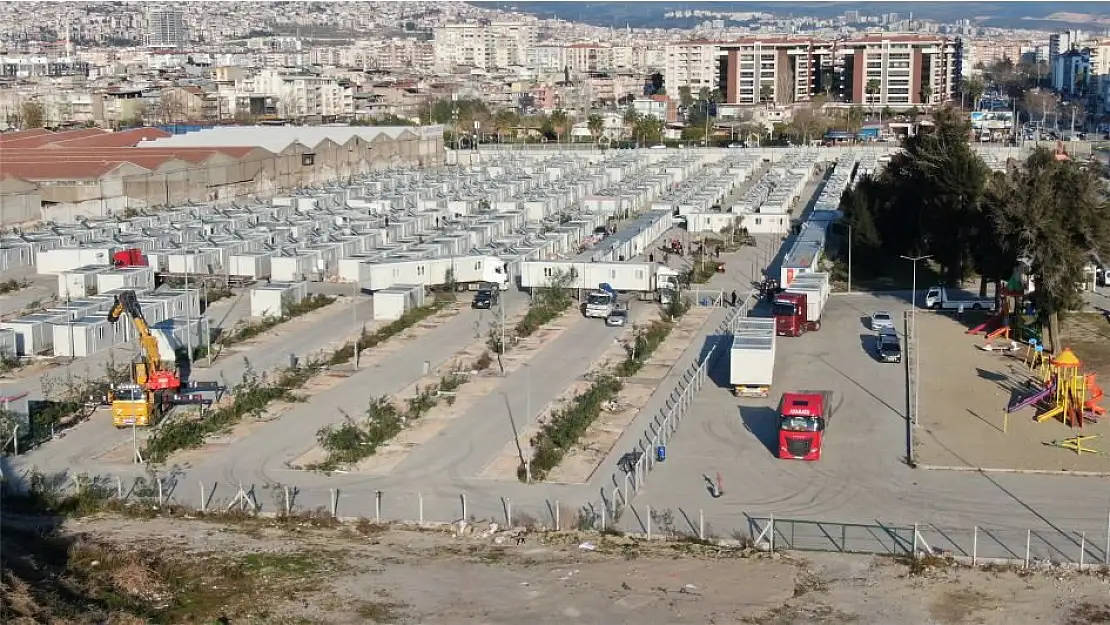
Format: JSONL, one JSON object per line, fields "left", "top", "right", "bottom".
{"left": 649, "top": 144, "right": 667, "bottom": 149}
{"left": 870, "top": 310, "right": 894, "bottom": 332}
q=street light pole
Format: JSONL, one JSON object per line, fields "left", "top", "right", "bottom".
{"left": 900, "top": 254, "right": 933, "bottom": 428}
{"left": 847, "top": 224, "right": 853, "bottom": 294}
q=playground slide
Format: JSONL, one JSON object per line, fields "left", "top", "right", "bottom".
{"left": 1007, "top": 380, "right": 1055, "bottom": 413}
{"left": 1086, "top": 380, "right": 1106, "bottom": 416}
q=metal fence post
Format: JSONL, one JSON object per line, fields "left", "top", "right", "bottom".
{"left": 646, "top": 505, "right": 651, "bottom": 539}
{"left": 699, "top": 509, "right": 705, "bottom": 540}
{"left": 555, "top": 500, "right": 560, "bottom": 531}
{"left": 418, "top": 492, "right": 424, "bottom": 525}
{"left": 199, "top": 482, "right": 206, "bottom": 513}
{"left": 374, "top": 490, "right": 382, "bottom": 523}
{"left": 912, "top": 523, "right": 919, "bottom": 557}
{"left": 972, "top": 526, "right": 978, "bottom": 566}
{"left": 505, "top": 497, "right": 513, "bottom": 528}
{"left": 460, "top": 493, "right": 467, "bottom": 521}
{"left": 116, "top": 476, "right": 123, "bottom": 499}
{"left": 770, "top": 514, "right": 775, "bottom": 552}
{"left": 283, "top": 486, "right": 291, "bottom": 515}
{"left": 1081, "top": 532, "right": 1086, "bottom": 570}
{"left": 329, "top": 488, "right": 338, "bottom": 518}
{"left": 600, "top": 502, "right": 606, "bottom": 531}
{"left": 156, "top": 478, "right": 163, "bottom": 506}
{"left": 1025, "top": 529, "right": 1031, "bottom": 568}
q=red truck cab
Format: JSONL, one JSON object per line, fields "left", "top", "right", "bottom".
{"left": 778, "top": 391, "right": 831, "bottom": 461}
{"left": 773, "top": 292, "right": 810, "bottom": 336}
{"left": 113, "top": 248, "right": 148, "bottom": 267}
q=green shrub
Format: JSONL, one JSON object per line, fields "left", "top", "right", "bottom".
{"left": 327, "top": 300, "right": 446, "bottom": 366}
{"left": 525, "top": 375, "right": 623, "bottom": 481}
{"left": 219, "top": 294, "right": 335, "bottom": 346}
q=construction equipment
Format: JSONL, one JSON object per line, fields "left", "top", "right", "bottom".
{"left": 106, "top": 290, "right": 219, "bottom": 427}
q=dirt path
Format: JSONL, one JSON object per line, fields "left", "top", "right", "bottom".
{"left": 8, "top": 512, "right": 1110, "bottom": 625}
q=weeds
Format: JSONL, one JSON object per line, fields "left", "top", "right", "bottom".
{"left": 0, "top": 278, "right": 28, "bottom": 295}
{"left": 524, "top": 374, "right": 624, "bottom": 481}
{"left": 515, "top": 269, "right": 573, "bottom": 337}
{"left": 328, "top": 300, "right": 447, "bottom": 366}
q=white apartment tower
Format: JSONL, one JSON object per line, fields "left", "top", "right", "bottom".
{"left": 433, "top": 21, "right": 537, "bottom": 71}
{"left": 145, "top": 8, "right": 187, "bottom": 49}
{"left": 664, "top": 41, "right": 721, "bottom": 92}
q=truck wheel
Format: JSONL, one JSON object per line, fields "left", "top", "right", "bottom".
{"left": 972, "top": 303, "right": 982, "bottom": 310}
{"left": 930, "top": 303, "right": 941, "bottom": 310}
{"left": 813, "top": 320, "right": 822, "bottom": 331}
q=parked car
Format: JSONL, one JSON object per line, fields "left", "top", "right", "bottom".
{"left": 606, "top": 309, "right": 629, "bottom": 327}
{"left": 472, "top": 288, "right": 498, "bottom": 309}
{"left": 877, "top": 327, "right": 902, "bottom": 363}
{"left": 870, "top": 310, "right": 894, "bottom": 331}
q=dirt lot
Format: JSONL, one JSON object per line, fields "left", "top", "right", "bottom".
{"left": 916, "top": 310, "right": 1110, "bottom": 472}
{"left": 6, "top": 512, "right": 1110, "bottom": 625}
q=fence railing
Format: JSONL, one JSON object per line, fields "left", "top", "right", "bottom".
{"left": 904, "top": 309, "right": 916, "bottom": 466}
{"left": 748, "top": 515, "right": 1110, "bottom": 570}
{"left": 598, "top": 295, "right": 756, "bottom": 521}
{"left": 6, "top": 467, "right": 1109, "bottom": 571}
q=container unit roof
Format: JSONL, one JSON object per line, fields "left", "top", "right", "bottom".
{"left": 782, "top": 225, "right": 827, "bottom": 270}
{"left": 732, "top": 333, "right": 774, "bottom": 351}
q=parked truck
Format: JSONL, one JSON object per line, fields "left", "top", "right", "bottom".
{"left": 584, "top": 283, "right": 618, "bottom": 318}
{"left": 773, "top": 272, "right": 830, "bottom": 336}
{"left": 778, "top": 390, "right": 832, "bottom": 461}
{"left": 729, "top": 318, "right": 776, "bottom": 397}
{"left": 924, "top": 286, "right": 996, "bottom": 311}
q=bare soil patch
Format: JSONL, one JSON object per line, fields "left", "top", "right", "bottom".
{"left": 6, "top": 512, "right": 1110, "bottom": 625}
{"left": 916, "top": 311, "right": 1110, "bottom": 472}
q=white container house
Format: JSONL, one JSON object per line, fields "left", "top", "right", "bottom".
{"left": 1, "top": 312, "right": 68, "bottom": 355}
{"left": 250, "top": 282, "right": 309, "bottom": 318}
{"left": 372, "top": 284, "right": 426, "bottom": 321}
{"left": 51, "top": 316, "right": 122, "bottom": 358}
{"left": 95, "top": 266, "right": 156, "bottom": 293}
{"left": 57, "top": 265, "right": 109, "bottom": 298}
{"left": 0, "top": 328, "right": 17, "bottom": 361}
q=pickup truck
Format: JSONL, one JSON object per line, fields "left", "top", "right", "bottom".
{"left": 924, "top": 286, "right": 996, "bottom": 311}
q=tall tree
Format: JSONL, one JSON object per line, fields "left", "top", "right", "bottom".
{"left": 678, "top": 86, "right": 693, "bottom": 109}
{"left": 20, "top": 100, "right": 45, "bottom": 129}
{"left": 986, "top": 148, "right": 1110, "bottom": 351}
{"left": 586, "top": 113, "right": 603, "bottom": 140}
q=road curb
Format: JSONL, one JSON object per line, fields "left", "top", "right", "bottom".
{"left": 916, "top": 463, "right": 1110, "bottom": 478}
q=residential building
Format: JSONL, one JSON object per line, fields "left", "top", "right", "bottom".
{"left": 1052, "top": 49, "right": 1090, "bottom": 97}
{"left": 1049, "top": 30, "right": 1085, "bottom": 69}
{"left": 834, "top": 34, "right": 961, "bottom": 107}
{"left": 432, "top": 20, "right": 537, "bottom": 71}
{"left": 244, "top": 69, "right": 355, "bottom": 119}
{"left": 664, "top": 41, "right": 722, "bottom": 92}
{"left": 720, "top": 37, "right": 828, "bottom": 106}
{"left": 145, "top": 8, "right": 188, "bottom": 50}
{"left": 633, "top": 95, "right": 677, "bottom": 123}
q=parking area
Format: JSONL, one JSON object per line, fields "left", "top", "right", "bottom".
{"left": 629, "top": 292, "right": 910, "bottom": 528}
{"left": 915, "top": 310, "right": 1110, "bottom": 472}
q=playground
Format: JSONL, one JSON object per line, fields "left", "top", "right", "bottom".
{"left": 914, "top": 289, "right": 1110, "bottom": 473}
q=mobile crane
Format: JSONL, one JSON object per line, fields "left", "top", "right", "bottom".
{"left": 106, "top": 290, "right": 218, "bottom": 427}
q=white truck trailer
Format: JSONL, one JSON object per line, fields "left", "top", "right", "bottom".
{"left": 358, "top": 255, "right": 508, "bottom": 292}
{"left": 730, "top": 318, "right": 776, "bottom": 397}
{"left": 924, "top": 286, "right": 996, "bottom": 311}
{"left": 520, "top": 260, "right": 679, "bottom": 300}
{"left": 784, "top": 272, "right": 830, "bottom": 324}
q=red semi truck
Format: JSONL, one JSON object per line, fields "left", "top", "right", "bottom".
{"left": 777, "top": 391, "right": 832, "bottom": 461}
{"left": 772, "top": 273, "right": 830, "bottom": 337}
{"left": 113, "top": 248, "right": 148, "bottom": 267}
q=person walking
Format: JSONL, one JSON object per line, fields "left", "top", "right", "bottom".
{"left": 730, "top": 290, "right": 738, "bottom": 307}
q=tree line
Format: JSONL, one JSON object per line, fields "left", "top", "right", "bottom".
{"left": 838, "top": 107, "right": 1110, "bottom": 350}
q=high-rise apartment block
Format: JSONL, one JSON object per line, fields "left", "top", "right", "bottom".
{"left": 667, "top": 34, "right": 962, "bottom": 107}
{"left": 432, "top": 21, "right": 538, "bottom": 71}
{"left": 145, "top": 8, "right": 187, "bottom": 49}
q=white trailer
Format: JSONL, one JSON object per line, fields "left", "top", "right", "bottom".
{"left": 783, "top": 283, "right": 828, "bottom": 324}
{"left": 519, "top": 261, "right": 679, "bottom": 294}
{"left": 373, "top": 284, "right": 427, "bottom": 321}
{"left": 729, "top": 318, "right": 776, "bottom": 397}
{"left": 359, "top": 256, "right": 508, "bottom": 292}
{"left": 790, "top": 272, "right": 831, "bottom": 306}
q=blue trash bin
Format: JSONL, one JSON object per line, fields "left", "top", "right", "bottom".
{"left": 656, "top": 445, "right": 667, "bottom": 462}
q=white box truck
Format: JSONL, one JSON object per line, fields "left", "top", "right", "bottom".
{"left": 730, "top": 319, "right": 776, "bottom": 397}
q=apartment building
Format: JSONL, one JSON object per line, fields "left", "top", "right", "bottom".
{"left": 835, "top": 34, "right": 961, "bottom": 107}
{"left": 669, "top": 33, "right": 960, "bottom": 108}
{"left": 0, "top": 56, "right": 90, "bottom": 78}
{"left": 246, "top": 68, "right": 354, "bottom": 119}
{"left": 664, "top": 41, "right": 721, "bottom": 91}
{"left": 633, "top": 95, "right": 677, "bottom": 123}
{"left": 145, "top": 8, "right": 187, "bottom": 49}
{"left": 721, "top": 37, "right": 828, "bottom": 105}
{"left": 1052, "top": 49, "right": 1090, "bottom": 97}
{"left": 432, "top": 20, "right": 537, "bottom": 71}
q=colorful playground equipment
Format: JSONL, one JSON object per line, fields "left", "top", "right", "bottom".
{"left": 969, "top": 265, "right": 1041, "bottom": 349}
{"left": 1006, "top": 347, "right": 1106, "bottom": 428}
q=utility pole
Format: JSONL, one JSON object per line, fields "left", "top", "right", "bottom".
{"left": 900, "top": 254, "right": 933, "bottom": 427}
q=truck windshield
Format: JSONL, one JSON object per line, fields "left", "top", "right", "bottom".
{"left": 780, "top": 415, "right": 822, "bottom": 432}
{"left": 772, "top": 303, "right": 797, "bottom": 317}
{"left": 115, "top": 388, "right": 145, "bottom": 401}
{"left": 587, "top": 293, "right": 612, "bottom": 305}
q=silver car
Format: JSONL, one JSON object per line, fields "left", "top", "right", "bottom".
{"left": 606, "top": 309, "right": 628, "bottom": 327}
{"left": 871, "top": 310, "right": 894, "bottom": 331}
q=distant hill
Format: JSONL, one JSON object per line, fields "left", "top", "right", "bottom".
{"left": 471, "top": 1, "right": 1110, "bottom": 30}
